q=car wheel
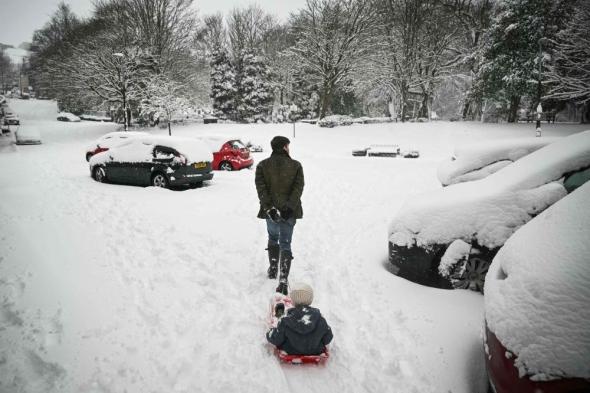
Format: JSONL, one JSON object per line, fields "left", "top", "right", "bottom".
{"left": 93, "top": 166, "right": 106, "bottom": 183}
{"left": 219, "top": 161, "right": 233, "bottom": 171}
{"left": 449, "top": 255, "right": 491, "bottom": 293}
{"left": 151, "top": 173, "right": 168, "bottom": 188}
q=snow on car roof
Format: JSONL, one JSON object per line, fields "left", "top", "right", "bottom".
{"left": 484, "top": 181, "right": 590, "bottom": 381}
{"left": 193, "top": 135, "right": 244, "bottom": 151}
{"left": 437, "top": 137, "right": 558, "bottom": 186}
{"left": 90, "top": 135, "right": 213, "bottom": 165}
{"left": 389, "top": 131, "right": 590, "bottom": 249}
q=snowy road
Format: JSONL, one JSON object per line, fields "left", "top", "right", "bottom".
{"left": 1, "top": 100, "right": 586, "bottom": 393}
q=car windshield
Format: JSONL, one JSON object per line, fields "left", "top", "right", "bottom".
{"left": 154, "top": 146, "right": 177, "bottom": 159}
{"left": 564, "top": 167, "right": 590, "bottom": 193}
{"left": 231, "top": 140, "right": 246, "bottom": 149}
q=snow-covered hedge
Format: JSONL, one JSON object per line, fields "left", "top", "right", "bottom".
{"left": 484, "top": 181, "right": 590, "bottom": 381}
{"left": 389, "top": 131, "right": 590, "bottom": 250}
{"left": 317, "top": 115, "right": 353, "bottom": 128}
{"left": 352, "top": 116, "right": 393, "bottom": 124}
{"left": 437, "top": 137, "right": 558, "bottom": 186}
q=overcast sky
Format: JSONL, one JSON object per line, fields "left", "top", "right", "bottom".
{"left": 1, "top": 0, "right": 306, "bottom": 48}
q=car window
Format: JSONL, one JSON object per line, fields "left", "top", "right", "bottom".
{"left": 232, "top": 140, "right": 246, "bottom": 149}
{"left": 563, "top": 167, "right": 590, "bottom": 193}
{"left": 153, "top": 146, "right": 177, "bottom": 159}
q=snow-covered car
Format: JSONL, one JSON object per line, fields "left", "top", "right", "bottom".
{"left": 57, "top": 112, "right": 81, "bottom": 122}
{"left": 3, "top": 111, "right": 20, "bottom": 125}
{"left": 15, "top": 127, "right": 42, "bottom": 145}
{"left": 89, "top": 136, "right": 214, "bottom": 188}
{"left": 80, "top": 110, "right": 112, "bottom": 122}
{"left": 196, "top": 136, "right": 254, "bottom": 171}
{"left": 388, "top": 130, "right": 590, "bottom": 292}
{"left": 85, "top": 131, "right": 149, "bottom": 161}
{"left": 484, "top": 182, "right": 590, "bottom": 393}
{"left": 437, "top": 137, "right": 557, "bottom": 186}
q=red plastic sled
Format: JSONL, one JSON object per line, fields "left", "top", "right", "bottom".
{"left": 268, "top": 293, "right": 329, "bottom": 365}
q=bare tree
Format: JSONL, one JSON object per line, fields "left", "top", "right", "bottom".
{"left": 0, "top": 50, "right": 14, "bottom": 93}
{"left": 53, "top": 30, "right": 157, "bottom": 126}
{"left": 290, "top": 0, "right": 375, "bottom": 119}
{"left": 139, "top": 75, "right": 191, "bottom": 135}
{"left": 227, "top": 5, "right": 276, "bottom": 58}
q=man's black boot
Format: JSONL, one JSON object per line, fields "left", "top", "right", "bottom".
{"left": 267, "top": 244, "right": 280, "bottom": 279}
{"left": 276, "top": 250, "right": 293, "bottom": 295}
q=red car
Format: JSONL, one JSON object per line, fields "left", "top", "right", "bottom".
{"left": 200, "top": 137, "right": 254, "bottom": 171}
{"left": 484, "top": 182, "right": 590, "bottom": 393}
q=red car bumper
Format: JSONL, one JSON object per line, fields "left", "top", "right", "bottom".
{"left": 485, "top": 324, "right": 590, "bottom": 393}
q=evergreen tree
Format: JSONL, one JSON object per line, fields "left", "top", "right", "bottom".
{"left": 236, "top": 50, "right": 272, "bottom": 122}
{"left": 545, "top": 0, "right": 590, "bottom": 123}
{"left": 209, "top": 47, "right": 237, "bottom": 120}
{"left": 477, "top": 0, "right": 572, "bottom": 122}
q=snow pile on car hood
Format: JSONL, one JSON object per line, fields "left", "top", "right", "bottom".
{"left": 389, "top": 130, "right": 590, "bottom": 249}
{"left": 437, "top": 137, "right": 558, "bottom": 186}
{"left": 484, "top": 182, "right": 590, "bottom": 381}
{"left": 90, "top": 136, "right": 213, "bottom": 164}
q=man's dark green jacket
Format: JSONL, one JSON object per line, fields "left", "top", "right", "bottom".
{"left": 255, "top": 150, "right": 304, "bottom": 219}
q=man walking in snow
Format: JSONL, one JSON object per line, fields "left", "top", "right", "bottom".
{"left": 255, "top": 136, "right": 304, "bottom": 295}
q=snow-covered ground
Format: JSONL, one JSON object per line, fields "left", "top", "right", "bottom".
{"left": 0, "top": 99, "right": 587, "bottom": 393}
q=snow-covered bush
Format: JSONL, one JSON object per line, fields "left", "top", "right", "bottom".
{"left": 317, "top": 115, "right": 353, "bottom": 128}
{"left": 352, "top": 116, "right": 393, "bottom": 124}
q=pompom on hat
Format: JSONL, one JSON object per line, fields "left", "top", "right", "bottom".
{"left": 289, "top": 282, "right": 314, "bottom": 306}
{"left": 270, "top": 136, "right": 290, "bottom": 152}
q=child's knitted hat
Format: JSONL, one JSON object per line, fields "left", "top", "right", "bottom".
{"left": 290, "top": 282, "right": 314, "bottom": 306}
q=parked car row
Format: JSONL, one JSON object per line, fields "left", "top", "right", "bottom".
{"left": 87, "top": 132, "right": 258, "bottom": 189}
{"left": 388, "top": 131, "right": 590, "bottom": 292}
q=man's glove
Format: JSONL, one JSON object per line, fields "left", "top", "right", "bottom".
{"left": 266, "top": 207, "right": 280, "bottom": 222}
{"left": 279, "top": 206, "right": 293, "bottom": 220}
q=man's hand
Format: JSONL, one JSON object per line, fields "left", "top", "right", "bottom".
{"left": 279, "top": 206, "right": 293, "bottom": 220}
{"left": 266, "top": 207, "right": 280, "bottom": 222}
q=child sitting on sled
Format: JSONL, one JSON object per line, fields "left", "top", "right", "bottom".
{"left": 266, "top": 282, "right": 333, "bottom": 355}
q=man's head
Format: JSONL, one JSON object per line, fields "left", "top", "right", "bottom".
{"left": 289, "top": 282, "right": 313, "bottom": 306}
{"left": 271, "top": 136, "right": 290, "bottom": 153}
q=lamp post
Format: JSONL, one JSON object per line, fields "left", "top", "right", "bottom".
{"left": 536, "top": 103, "right": 542, "bottom": 137}
{"left": 535, "top": 38, "right": 543, "bottom": 137}
{"left": 113, "top": 52, "right": 127, "bottom": 131}
{"left": 289, "top": 103, "right": 298, "bottom": 138}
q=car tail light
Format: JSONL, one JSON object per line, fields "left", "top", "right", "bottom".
{"left": 95, "top": 146, "right": 109, "bottom": 154}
